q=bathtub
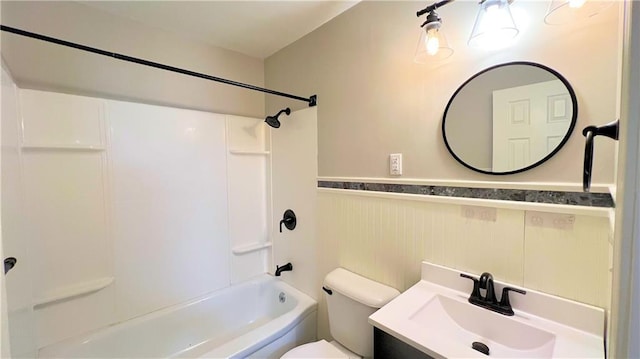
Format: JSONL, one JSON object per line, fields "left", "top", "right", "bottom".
{"left": 39, "top": 275, "right": 317, "bottom": 358}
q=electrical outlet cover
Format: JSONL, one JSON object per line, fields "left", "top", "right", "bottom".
{"left": 390, "top": 153, "right": 402, "bottom": 176}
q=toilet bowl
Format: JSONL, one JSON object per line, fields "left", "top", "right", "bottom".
{"left": 281, "top": 268, "right": 400, "bottom": 358}
{"left": 281, "top": 339, "right": 359, "bottom": 358}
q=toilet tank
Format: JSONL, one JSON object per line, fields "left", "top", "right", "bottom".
{"left": 323, "top": 268, "right": 400, "bottom": 358}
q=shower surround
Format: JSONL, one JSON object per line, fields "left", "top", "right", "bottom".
{"left": 3, "top": 87, "right": 276, "bottom": 353}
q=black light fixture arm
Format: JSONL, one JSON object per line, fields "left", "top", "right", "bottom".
{"left": 416, "top": 0, "right": 455, "bottom": 17}
{"left": 0, "top": 25, "right": 317, "bottom": 107}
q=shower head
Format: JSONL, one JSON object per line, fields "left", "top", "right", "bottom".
{"left": 265, "top": 108, "right": 291, "bottom": 129}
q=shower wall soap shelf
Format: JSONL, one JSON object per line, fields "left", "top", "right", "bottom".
{"left": 232, "top": 242, "right": 273, "bottom": 255}
{"left": 582, "top": 120, "right": 619, "bottom": 192}
{"left": 21, "top": 144, "right": 106, "bottom": 152}
{"left": 228, "top": 149, "right": 270, "bottom": 156}
{"left": 33, "top": 276, "right": 114, "bottom": 308}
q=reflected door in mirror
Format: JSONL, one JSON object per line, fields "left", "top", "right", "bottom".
{"left": 442, "top": 62, "right": 577, "bottom": 175}
{"left": 492, "top": 80, "right": 572, "bottom": 172}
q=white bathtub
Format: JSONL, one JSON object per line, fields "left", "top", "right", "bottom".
{"left": 39, "top": 275, "right": 317, "bottom": 358}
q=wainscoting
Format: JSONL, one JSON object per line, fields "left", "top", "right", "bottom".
{"left": 316, "top": 188, "right": 612, "bottom": 339}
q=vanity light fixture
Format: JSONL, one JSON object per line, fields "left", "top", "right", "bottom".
{"left": 544, "top": 0, "right": 613, "bottom": 25}
{"left": 415, "top": 0, "right": 519, "bottom": 61}
{"left": 468, "top": 0, "right": 519, "bottom": 49}
{"left": 414, "top": 10, "right": 454, "bottom": 63}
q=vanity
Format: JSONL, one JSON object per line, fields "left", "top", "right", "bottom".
{"left": 369, "top": 262, "right": 605, "bottom": 358}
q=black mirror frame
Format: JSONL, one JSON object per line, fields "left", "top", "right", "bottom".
{"left": 442, "top": 61, "right": 578, "bottom": 175}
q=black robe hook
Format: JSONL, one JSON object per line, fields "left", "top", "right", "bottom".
{"left": 582, "top": 120, "right": 619, "bottom": 192}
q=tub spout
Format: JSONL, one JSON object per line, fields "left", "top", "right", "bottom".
{"left": 275, "top": 263, "right": 293, "bottom": 276}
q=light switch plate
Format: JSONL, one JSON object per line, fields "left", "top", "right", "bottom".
{"left": 390, "top": 153, "right": 402, "bottom": 176}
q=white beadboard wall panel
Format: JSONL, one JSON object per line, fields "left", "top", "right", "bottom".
{"left": 316, "top": 194, "right": 341, "bottom": 342}
{"left": 318, "top": 191, "right": 611, "bottom": 311}
{"left": 321, "top": 193, "right": 525, "bottom": 293}
{"left": 108, "top": 101, "right": 230, "bottom": 322}
{"left": 19, "top": 90, "right": 103, "bottom": 146}
{"left": 524, "top": 214, "right": 611, "bottom": 308}
{"left": 448, "top": 207, "right": 525, "bottom": 286}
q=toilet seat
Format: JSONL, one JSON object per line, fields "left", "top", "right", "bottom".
{"left": 281, "top": 340, "right": 360, "bottom": 359}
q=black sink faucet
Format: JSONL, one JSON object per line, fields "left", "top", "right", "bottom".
{"left": 275, "top": 262, "right": 293, "bottom": 276}
{"left": 479, "top": 272, "right": 497, "bottom": 303}
{"left": 460, "top": 272, "right": 526, "bottom": 316}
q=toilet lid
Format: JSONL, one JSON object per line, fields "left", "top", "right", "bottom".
{"left": 281, "top": 340, "right": 352, "bottom": 358}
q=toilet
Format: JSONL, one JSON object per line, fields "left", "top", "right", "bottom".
{"left": 282, "top": 268, "right": 400, "bottom": 358}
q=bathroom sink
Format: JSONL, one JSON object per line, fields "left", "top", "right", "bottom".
{"left": 410, "top": 294, "right": 555, "bottom": 357}
{"left": 369, "top": 262, "right": 605, "bottom": 358}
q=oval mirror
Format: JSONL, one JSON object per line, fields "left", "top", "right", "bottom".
{"left": 442, "top": 62, "right": 577, "bottom": 175}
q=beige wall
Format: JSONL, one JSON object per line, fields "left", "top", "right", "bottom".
{"left": 1, "top": 1, "right": 264, "bottom": 117}
{"left": 265, "top": 1, "right": 620, "bottom": 185}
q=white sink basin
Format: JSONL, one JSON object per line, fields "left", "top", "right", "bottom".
{"left": 411, "top": 295, "right": 555, "bottom": 357}
{"left": 369, "top": 262, "right": 605, "bottom": 358}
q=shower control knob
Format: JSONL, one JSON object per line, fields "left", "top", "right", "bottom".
{"left": 279, "top": 209, "right": 297, "bottom": 233}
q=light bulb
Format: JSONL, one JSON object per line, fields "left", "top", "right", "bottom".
{"left": 485, "top": 2, "right": 500, "bottom": 15}
{"left": 484, "top": 2, "right": 507, "bottom": 27}
{"left": 425, "top": 28, "right": 440, "bottom": 55}
{"left": 468, "top": 0, "right": 519, "bottom": 50}
{"left": 414, "top": 10, "right": 453, "bottom": 63}
{"left": 569, "top": 0, "right": 586, "bottom": 8}
{"left": 545, "top": 0, "right": 613, "bottom": 25}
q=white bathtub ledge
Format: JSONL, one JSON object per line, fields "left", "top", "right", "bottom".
{"left": 198, "top": 310, "right": 317, "bottom": 359}
{"left": 197, "top": 280, "right": 317, "bottom": 358}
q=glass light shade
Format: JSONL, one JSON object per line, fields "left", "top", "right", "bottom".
{"left": 468, "top": 0, "right": 519, "bottom": 50}
{"left": 414, "top": 24, "right": 454, "bottom": 63}
{"left": 544, "top": 0, "right": 613, "bottom": 25}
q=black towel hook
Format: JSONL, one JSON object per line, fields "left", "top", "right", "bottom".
{"left": 582, "top": 120, "right": 619, "bottom": 192}
{"left": 4, "top": 257, "right": 17, "bottom": 275}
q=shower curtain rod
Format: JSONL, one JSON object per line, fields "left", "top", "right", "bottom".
{"left": 0, "top": 25, "right": 317, "bottom": 107}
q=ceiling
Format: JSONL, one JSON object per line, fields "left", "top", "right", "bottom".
{"left": 80, "top": 1, "right": 360, "bottom": 59}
